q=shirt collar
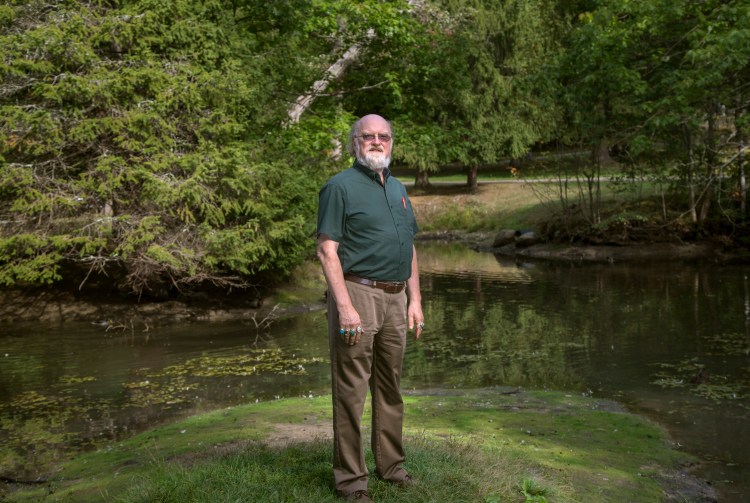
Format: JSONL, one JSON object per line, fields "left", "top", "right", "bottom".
{"left": 353, "top": 161, "right": 391, "bottom": 182}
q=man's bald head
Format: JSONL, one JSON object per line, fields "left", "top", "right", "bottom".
{"left": 348, "top": 115, "right": 393, "bottom": 173}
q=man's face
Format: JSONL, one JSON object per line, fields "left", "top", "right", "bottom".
{"left": 355, "top": 116, "right": 392, "bottom": 172}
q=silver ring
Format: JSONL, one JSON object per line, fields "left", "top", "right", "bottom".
{"left": 356, "top": 326, "right": 363, "bottom": 333}
{"left": 419, "top": 321, "right": 425, "bottom": 329}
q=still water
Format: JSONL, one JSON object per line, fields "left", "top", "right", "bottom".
{"left": 1, "top": 242, "right": 749, "bottom": 501}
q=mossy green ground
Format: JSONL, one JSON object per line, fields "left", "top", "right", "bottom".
{"left": 4, "top": 389, "right": 698, "bottom": 503}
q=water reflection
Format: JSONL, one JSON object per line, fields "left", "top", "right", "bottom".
{"left": 1, "top": 241, "right": 749, "bottom": 500}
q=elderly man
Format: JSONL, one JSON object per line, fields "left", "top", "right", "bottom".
{"left": 316, "top": 114, "right": 424, "bottom": 502}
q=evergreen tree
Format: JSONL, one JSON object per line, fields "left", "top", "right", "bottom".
{"left": 0, "top": 0, "right": 330, "bottom": 297}
{"left": 394, "top": 0, "right": 564, "bottom": 190}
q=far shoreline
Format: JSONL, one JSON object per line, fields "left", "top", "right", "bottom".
{"left": 417, "top": 229, "right": 750, "bottom": 265}
{"left": 2, "top": 236, "right": 749, "bottom": 326}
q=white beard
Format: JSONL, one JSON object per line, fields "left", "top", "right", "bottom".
{"left": 357, "top": 150, "right": 391, "bottom": 173}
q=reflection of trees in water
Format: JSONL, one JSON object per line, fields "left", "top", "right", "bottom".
{"left": 407, "top": 261, "right": 750, "bottom": 400}
{"left": 407, "top": 283, "right": 587, "bottom": 389}
{"left": 416, "top": 242, "right": 533, "bottom": 283}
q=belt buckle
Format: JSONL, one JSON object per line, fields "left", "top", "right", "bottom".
{"left": 387, "top": 281, "right": 404, "bottom": 293}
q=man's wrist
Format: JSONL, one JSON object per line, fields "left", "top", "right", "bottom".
{"left": 335, "top": 299, "right": 354, "bottom": 312}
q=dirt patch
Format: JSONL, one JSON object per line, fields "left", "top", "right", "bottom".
{"left": 265, "top": 422, "right": 332, "bottom": 448}
{"left": 169, "top": 421, "right": 333, "bottom": 467}
{"left": 169, "top": 439, "right": 256, "bottom": 467}
{"left": 657, "top": 463, "right": 718, "bottom": 502}
{"left": 0, "top": 288, "right": 294, "bottom": 325}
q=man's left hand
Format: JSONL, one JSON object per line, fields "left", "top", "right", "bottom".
{"left": 407, "top": 302, "right": 424, "bottom": 339}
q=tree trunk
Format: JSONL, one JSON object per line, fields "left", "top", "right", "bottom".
{"left": 414, "top": 170, "right": 431, "bottom": 190}
{"left": 740, "top": 143, "right": 747, "bottom": 220}
{"left": 589, "top": 143, "right": 603, "bottom": 224}
{"left": 698, "top": 108, "right": 717, "bottom": 224}
{"left": 286, "top": 29, "right": 375, "bottom": 125}
{"left": 737, "top": 88, "right": 747, "bottom": 219}
{"left": 684, "top": 126, "right": 698, "bottom": 224}
{"left": 467, "top": 165, "right": 478, "bottom": 192}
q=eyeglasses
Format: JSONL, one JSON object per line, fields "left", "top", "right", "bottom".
{"left": 357, "top": 133, "right": 392, "bottom": 143}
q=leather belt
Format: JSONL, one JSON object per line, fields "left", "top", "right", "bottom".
{"left": 344, "top": 274, "right": 406, "bottom": 294}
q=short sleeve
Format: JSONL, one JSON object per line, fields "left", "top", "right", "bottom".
{"left": 317, "top": 182, "right": 346, "bottom": 242}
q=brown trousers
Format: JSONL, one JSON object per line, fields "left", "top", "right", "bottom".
{"left": 328, "top": 280, "right": 409, "bottom": 495}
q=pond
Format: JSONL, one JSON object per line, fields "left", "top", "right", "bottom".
{"left": 1, "top": 242, "right": 749, "bottom": 501}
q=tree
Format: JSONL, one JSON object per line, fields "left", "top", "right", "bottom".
{"left": 280, "top": 0, "right": 439, "bottom": 171}
{"left": 309, "top": 0, "right": 562, "bottom": 192}
{"left": 555, "top": 0, "right": 750, "bottom": 230}
{"left": 660, "top": 0, "right": 750, "bottom": 224}
{"left": 0, "top": 0, "right": 329, "bottom": 298}
{"left": 396, "top": 0, "right": 563, "bottom": 191}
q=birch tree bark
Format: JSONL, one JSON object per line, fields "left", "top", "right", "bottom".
{"left": 286, "top": 29, "right": 375, "bottom": 125}
{"left": 285, "top": 0, "right": 433, "bottom": 125}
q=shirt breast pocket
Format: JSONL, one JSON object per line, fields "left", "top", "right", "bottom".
{"left": 395, "top": 201, "right": 414, "bottom": 234}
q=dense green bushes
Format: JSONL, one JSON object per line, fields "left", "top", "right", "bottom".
{"left": 0, "top": 0, "right": 337, "bottom": 297}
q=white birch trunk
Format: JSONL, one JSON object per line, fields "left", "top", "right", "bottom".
{"left": 286, "top": 29, "right": 375, "bottom": 125}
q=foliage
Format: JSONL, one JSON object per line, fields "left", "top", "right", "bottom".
{"left": 519, "top": 478, "right": 549, "bottom": 503}
{"left": 0, "top": 0, "right": 334, "bottom": 297}
{"left": 437, "top": 0, "right": 562, "bottom": 160}
{"left": 384, "top": 0, "right": 565, "bottom": 187}
{"left": 553, "top": 0, "right": 750, "bottom": 230}
{"left": 2, "top": 0, "right": 749, "bottom": 296}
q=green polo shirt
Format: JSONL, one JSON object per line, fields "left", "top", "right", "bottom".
{"left": 317, "top": 162, "right": 419, "bottom": 282}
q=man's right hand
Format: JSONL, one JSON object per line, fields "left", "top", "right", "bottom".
{"left": 317, "top": 235, "right": 363, "bottom": 346}
{"left": 337, "top": 304, "right": 363, "bottom": 345}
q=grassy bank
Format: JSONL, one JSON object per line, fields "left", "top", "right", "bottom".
{"left": 406, "top": 176, "right": 705, "bottom": 247}
{"left": 408, "top": 181, "right": 552, "bottom": 233}
{"left": 4, "top": 389, "right": 704, "bottom": 503}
